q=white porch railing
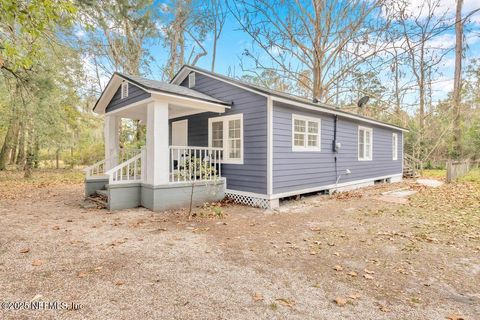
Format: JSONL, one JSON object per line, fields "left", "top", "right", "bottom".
{"left": 84, "top": 148, "right": 141, "bottom": 178}
{"left": 84, "top": 158, "right": 108, "bottom": 178}
{"left": 169, "top": 146, "right": 223, "bottom": 183}
{"left": 105, "top": 149, "right": 146, "bottom": 184}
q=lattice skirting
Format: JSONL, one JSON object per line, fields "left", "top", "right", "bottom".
{"left": 225, "top": 191, "right": 270, "bottom": 209}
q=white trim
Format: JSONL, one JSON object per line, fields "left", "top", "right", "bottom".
{"left": 188, "top": 72, "right": 195, "bottom": 88}
{"left": 292, "top": 114, "right": 321, "bottom": 152}
{"left": 95, "top": 74, "right": 230, "bottom": 115}
{"left": 358, "top": 126, "right": 373, "bottom": 161}
{"left": 392, "top": 133, "right": 398, "bottom": 160}
{"left": 105, "top": 97, "right": 155, "bottom": 116}
{"left": 121, "top": 82, "right": 129, "bottom": 99}
{"left": 267, "top": 97, "right": 273, "bottom": 195}
{"left": 272, "top": 96, "right": 408, "bottom": 132}
{"left": 208, "top": 114, "right": 244, "bottom": 165}
{"left": 269, "top": 174, "right": 403, "bottom": 200}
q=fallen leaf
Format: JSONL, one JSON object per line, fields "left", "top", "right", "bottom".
{"left": 333, "top": 252, "right": 340, "bottom": 256}
{"left": 94, "top": 266, "right": 103, "bottom": 272}
{"left": 333, "top": 265, "right": 344, "bottom": 271}
{"left": 252, "top": 293, "right": 264, "bottom": 302}
{"left": 348, "top": 293, "right": 361, "bottom": 300}
{"left": 363, "top": 274, "right": 374, "bottom": 280}
{"left": 446, "top": 314, "right": 464, "bottom": 320}
{"left": 334, "top": 297, "right": 348, "bottom": 306}
{"left": 275, "top": 298, "right": 295, "bottom": 308}
{"left": 310, "top": 227, "right": 321, "bottom": 232}
{"left": 347, "top": 271, "right": 358, "bottom": 277}
{"left": 77, "top": 272, "right": 87, "bottom": 278}
{"left": 52, "top": 226, "right": 60, "bottom": 230}
{"left": 364, "top": 269, "right": 375, "bottom": 274}
{"left": 114, "top": 280, "right": 125, "bottom": 286}
{"left": 32, "top": 259, "right": 44, "bottom": 266}
{"left": 379, "top": 305, "right": 391, "bottom": 312}
{"left": 20, "top": 248, "right": 30, "bottom": 254}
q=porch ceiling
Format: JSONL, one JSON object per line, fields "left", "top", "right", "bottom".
{"left": 110, "top": 100, "right": 219, "bottom": 122}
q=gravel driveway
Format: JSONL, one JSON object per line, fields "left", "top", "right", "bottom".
{"left": 1, "top": 182, "right": 479, "bottom": 319}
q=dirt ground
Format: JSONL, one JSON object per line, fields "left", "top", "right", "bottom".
{"left": 0, "top": 171, "right": 479, "bottom": 319}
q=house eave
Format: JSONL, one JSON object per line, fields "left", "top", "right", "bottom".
{"left": 171, "top": 65, "right": 409, "bottom": 133}
{"left": 93, "top": 73, "right": 231, "bottom": 115}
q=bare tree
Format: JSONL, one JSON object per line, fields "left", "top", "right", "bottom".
{"left": 388, "top": 0, "right": 451, "bottom": 159}
{"left": 452, "top": 0, "right": 464, "bottom": 158}
{"left": 162, "top": 0, "right": 212, "bottom": 80}
{"left": 228, "top": 0, "right": 389, "bottom": 102}
{"left": 209, "top": 0, "right": 227, "bottom": 72}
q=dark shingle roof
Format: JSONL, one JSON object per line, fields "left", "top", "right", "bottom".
{"left": 115, "top": 72, "right": 230, "bottom": 106}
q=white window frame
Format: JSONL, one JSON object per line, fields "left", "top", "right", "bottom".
{"left": 208, "top": 113, "right": 244, "bottom": 164}
{"left": 392, "top": 133, "right": 398, "bottom": 160}
{"left": 291, "top": 114, "right": 321, "bottom": 152}
{"left": 121, "top": 82, "right": 128, "bottom": 99}
{"left": 358, "top": 126, "right": 373, "bottom": 161}
{"left": 188, "top": 72, "right": 195, "bottom": 88}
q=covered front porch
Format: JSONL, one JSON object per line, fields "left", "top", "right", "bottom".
{"left": 84, "top": 78, "right": 230, "bottom": 211}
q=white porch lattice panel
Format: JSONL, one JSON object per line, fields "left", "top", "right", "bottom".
{"left": 225, "top": 191, "right": 270, "bottom": 209}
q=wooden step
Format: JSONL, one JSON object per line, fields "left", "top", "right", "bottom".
{"left": 84, "top": 196, "right": 108, "bottom": 209}
{"left": 96, "top": 189, "right": 108, "bottom": 198}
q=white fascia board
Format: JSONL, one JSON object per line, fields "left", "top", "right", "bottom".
{"left": 272, "top": 97, "right": 408, "bottom": 132}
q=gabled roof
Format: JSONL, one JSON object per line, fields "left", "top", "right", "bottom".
{"left": 171, "top": 65, "right": 408, "bottom": 132}
{"left": 93, "top": 72, "right": 231, "bottom": 113}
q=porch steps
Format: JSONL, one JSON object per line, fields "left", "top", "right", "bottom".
{"left": 84, "top": 188, "right": 109, "bottom": 209}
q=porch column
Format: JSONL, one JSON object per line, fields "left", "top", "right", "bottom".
{"left": 146, "top": 101, "right": 169, "bottom": 185}
{"left": 104, "top": 115, "right": 120, "bottom": 170}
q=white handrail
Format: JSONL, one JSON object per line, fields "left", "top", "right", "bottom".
{"left": 84, "top": 148, "right": 143, "bottom": 179}
{"left": 169, "top": 146, "right": 223, "bottom": 183}
{"left": 105, "top": 151, "right": 144, "bottom": 184}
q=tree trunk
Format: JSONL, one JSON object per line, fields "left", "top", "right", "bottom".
{"left": 16, "top": 123, "right": 26, "bottom": 167}
{"left": 9, "top": 124, "right": 20, "bottom": 164}
{"left": 33, "top": 138, "right": 40, "bottom": 168}
{"left": 453, "top": 0, "right": 464, "bottom": 159}
{"left": 0, "top": 119, "right": 17, "bottom": 170}
{"left": 56, "top": 148, "right": 60, "bottom": 169}
{"left": 24, "top": 127, "right": 34, "bottom": 179}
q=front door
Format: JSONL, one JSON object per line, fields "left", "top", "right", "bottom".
{"left": 172, "top": 120, "right": 188, "bottom": 146}
{"left": 171, "top": 120, "right": 188, "bottom": 163}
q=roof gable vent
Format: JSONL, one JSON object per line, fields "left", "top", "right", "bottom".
{"left": 188, "top": 72, "right": 196, "bottom": 88}
{"left": 121, "top": 82, "right": 129, "bottom": 99}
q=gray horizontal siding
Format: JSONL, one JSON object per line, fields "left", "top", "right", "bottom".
{"left": 273, "top": 102, "right": 403, "bottom": 194}
{"left": 106, "top": 83, "right": 150, "bottom": 113}
{"left": 178, "top": 72, "right": 268, "bottom": 194}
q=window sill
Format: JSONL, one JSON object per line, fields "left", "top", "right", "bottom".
{"left": 358, "top": 158, "right": 373, "bottom": 161}
{"left": 221, "top": 160, "right": 244, "bottom": 165}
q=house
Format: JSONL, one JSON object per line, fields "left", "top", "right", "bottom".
{"left": 85, "top": 65, "right": 406, "bottom": 211}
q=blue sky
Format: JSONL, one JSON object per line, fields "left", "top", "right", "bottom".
{"left": 82, "top": 0, "right": 480, "bottom": 108}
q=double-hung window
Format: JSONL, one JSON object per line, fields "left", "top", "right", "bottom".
{"left": 392, "top": 133, "right": 398, "bottom": 160}
{"left": 292, "top": 114, "right": 321, "bottom": 151}
{"left": 208, "top": 114, "right": 243, "bottom": 164}
{"left": 358, "top": 126, "right": 373, "bottom": 161}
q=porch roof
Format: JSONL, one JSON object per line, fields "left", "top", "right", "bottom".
{"left": 93, "top": 72, "right": 231, "bottom": 114}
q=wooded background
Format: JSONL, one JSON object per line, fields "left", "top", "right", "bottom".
{"left": 1, "top": 0, "right": 479, "bottom": 177}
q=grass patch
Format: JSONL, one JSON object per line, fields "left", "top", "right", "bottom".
{"left": 0, "top": 169, "right": 84, "bottom": 200}
{"left": 421, "top": 169, "right": 445, "bottom": 179}
{"left": 458, "top": 168, "right": 480, "bottom": 183}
